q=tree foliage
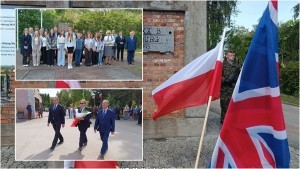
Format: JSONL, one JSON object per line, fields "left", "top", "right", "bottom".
{"left": 278, "top": 19, "right": 299, "bottom": 61}
{"left": 225, "top": 26, "right": 253, "bottom": 65}
{"left": 280, "top": 62, "right": 299, "bottom": 97}
{"left": 52, "top": 89, "right": 141, "bottom": 109}
{"left": 89, "top": 89, "right": 142, "bottom": 109}
{"left": 293, "top": 3, "right": 299, "bottom": 20}
{"left": 207, "top": 0, "right": 238, "bottom": 50}
{"left": 18, "top": 9, "right": 142, "bottom": 49}
{"left": 40, "top": 93, "right": 51, "bottom": 107}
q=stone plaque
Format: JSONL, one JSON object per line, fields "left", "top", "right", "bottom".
{"left": 143, "top": 26, "right": 174, "bottom": 53}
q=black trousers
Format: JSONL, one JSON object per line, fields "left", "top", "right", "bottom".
{"left": 138, "top": 111, "right": 142, "bottom": 125}
{"left": 78, "top": 127, "right": 88, "bottom": 147}
{"left": 41, "top": 47, "right": 47, "bottom": 64}
{"left": 47, "top": 49, "right": 55, "bottom": 66}
{"left": 117, "top": 47, "right": 124, "bottom": 61}
{"left": 51, "top": 124, "right": 63, "bottom": 148}
{"left": 92, "top": 51, "right": 99, "bottom": 65}
{"left": 85, "top": 49, "right": 92, "bottom": 66}
{"left": 22, "top": 49, "right": 28, "bottom": 65}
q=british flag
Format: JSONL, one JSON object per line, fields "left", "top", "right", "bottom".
{"left": 209, "top": 1, "right": 290, "bottom": 168}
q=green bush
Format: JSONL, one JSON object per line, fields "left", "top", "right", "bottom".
{"left": 280, "top": 61, "right": 299, "bottom": 97}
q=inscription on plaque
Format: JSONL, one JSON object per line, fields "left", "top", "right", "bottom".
{"left": 143, "top": 26, "right": 174, "bottom": 53}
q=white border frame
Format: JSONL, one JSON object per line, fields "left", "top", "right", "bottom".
{"left": 15, "top": 8, "right": 143, "bottom": 82}
{"left": 15, "top": 87, "right": 144, "bottom": 162}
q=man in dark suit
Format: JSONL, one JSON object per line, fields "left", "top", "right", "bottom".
{"left": 94, "top": 100, "right": 115, "bottom": 159}
{"left": 77, "top": 99, "right": 92, "bottom": 151}
{"left": 115, "top": 31, "right": 126, "bottom": 62}
{"left": 126, "top": 31, "right": 137, "bottom": 65}
{"left": 47, "top": 96, "right": 65, "bottom": 150}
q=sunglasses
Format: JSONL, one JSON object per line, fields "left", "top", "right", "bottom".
{"left": 80, "top": 103, "right": 85, "bottom": 104}
{"left": 108, "top": 33, "right": 111, "bottom": 34}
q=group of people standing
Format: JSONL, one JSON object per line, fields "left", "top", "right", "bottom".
{"left": 20, "top": 25, "right": 138, "bottom": 69}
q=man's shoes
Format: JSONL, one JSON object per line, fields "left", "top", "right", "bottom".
{"left": 50, "top": 147, "right": 55, "bottom": 151}
{"left": 78, "top": 147, "right": 82, "bottom": 151}
{"left": 57, "top": 141, "right": 64, "bottom": 145}
{"left": 98, "top": 154, "right": 104, "bottom": 160}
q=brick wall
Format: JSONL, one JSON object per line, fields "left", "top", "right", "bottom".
{"left": 1, "top": 10, "right": 186, "bottom": 124}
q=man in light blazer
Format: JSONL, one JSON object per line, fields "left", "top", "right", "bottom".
{"left": 94, "top": 100, "right": 115, "bottom": 160}
{"left": 47, "top": 96, "right": 65, "bottom": 150}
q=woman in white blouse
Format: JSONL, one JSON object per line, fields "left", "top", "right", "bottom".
{"left": 40, "top": 30, "right": 47, "bottom": 64}
{"left": 84, "top": 32, "right": 93, "bottom": 66}
{"left": 57, "top": 30, "right": 66, "bottom": 66}
{"left": 65, "top": 30, "right": 76, "bottom": 69}
{"left": 31, "top": 31, "right": 41, "bottom": 66}
{"left": 103, "top": 30, "right": 115, "bottom": 65}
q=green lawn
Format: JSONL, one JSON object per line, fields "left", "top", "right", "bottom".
{"left": 281, "top": 93, "right": 299, "bottom": 107}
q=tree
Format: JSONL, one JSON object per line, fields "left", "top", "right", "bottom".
{"left": 293, "top": 3, "right": 299, "bottom": 20}
{"left": 17, "top": 9, "right": 41, "bottom": 48}
{"left": 225, "top": 26, "right": 254, "bottom": 65}
{"left": 278, "top": 19, "right": 299, "bottom": 62}
{"left": 18, "top": 9, "right": 142, "bottom": 49}
{"left": 207, "top": 0, "right": 238, "bottom": 50}
{"left": 56, "top": 89, "right": 70, "bottom": 107}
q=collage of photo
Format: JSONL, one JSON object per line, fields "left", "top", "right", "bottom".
{"left": 1, "top": 0, "right": 299, "bottom": 169}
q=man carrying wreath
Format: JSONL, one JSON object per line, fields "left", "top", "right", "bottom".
{"left": 77, "top": 99, "right": 92, "bottom": 151}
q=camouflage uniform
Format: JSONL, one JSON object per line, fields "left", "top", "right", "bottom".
{"left": 220, "top": 59, "right": 240, "bottom": 124}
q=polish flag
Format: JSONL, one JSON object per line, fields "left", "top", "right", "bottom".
{"left": 59, "top": 81, "right": 118, "bottom": 168}
{"left": 152, "top": 30, "right": 226, "bottom": 120}
{"left": 56, "top": 80, "right": 81, "bottom": 88}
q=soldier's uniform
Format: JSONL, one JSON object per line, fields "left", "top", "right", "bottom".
{"left": 220, "top": 59, "right": 240, "bottom": 124}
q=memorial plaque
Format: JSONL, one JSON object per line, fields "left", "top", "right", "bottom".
{"left": 143, "top": 26, "right": 174, "bottom": 53}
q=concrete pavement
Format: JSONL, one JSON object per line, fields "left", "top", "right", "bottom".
{"left": 15, "top": 112, "right": 142, "bottom": 161}
{"left": 15, "top": 52, "right": 142, "bottom": 80}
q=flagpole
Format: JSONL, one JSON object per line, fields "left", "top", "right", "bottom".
{"left": 194, "top": 95, "right": 213, "bottom": 168}
{"left": 194, "top": 28, "right": 227, "bottom": 168}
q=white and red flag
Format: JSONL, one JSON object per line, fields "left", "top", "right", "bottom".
{"left": 152, "top": 30, "right": 226, "bottom": 120}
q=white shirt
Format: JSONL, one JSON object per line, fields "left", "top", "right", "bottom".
{"left": 65, "top": 36, "right": 76, "bottom": 48}
{"left": 57, "top": 36, "right": 65, "bottom": 44}
{"left": 41, "top": 36, "right": 47, "bottom": 47}
{"left": 103, "top": 36, "right": 115, "bottom": 46}
{"left": 85, "top": 38, "right": 93, "bottom": 49}
{"left": 32, "top": 37, "right": 41, "bottom": 49}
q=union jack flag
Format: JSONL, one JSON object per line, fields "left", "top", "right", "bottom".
{"left": 209, "top": 1, "right": 290, "bottom": 168}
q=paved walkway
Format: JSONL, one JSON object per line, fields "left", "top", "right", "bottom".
{"left": 15, "top": 52, "right": 142, "bottom": 80}
{"left": 15, "top": 112, "right": 142, "bottom": 161}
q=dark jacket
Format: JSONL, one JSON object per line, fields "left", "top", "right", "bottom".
{"left": 26, "top": 105, "right": 32, "bottom": 112}
{"left": 94, "top": 109, "right": 115, "bottom": 132}
{"left": 20, "top": 34, "right": 32, "bottom": 56}
{"left": 77, "top": 107, "right": 92, "bottom": 129}
{"left": 48, "top": 104, "right": 65, "bottom": 125}
{"left": 126, "top": 36, "right": 137, "bottom": 51}
{"left": 115, "top": 35, "right": 126, "bottom": 49}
